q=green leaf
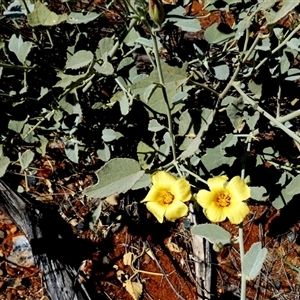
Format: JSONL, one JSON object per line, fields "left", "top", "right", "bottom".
{"left": 264, "top": 1, "right": 299, "bottom": 27}
{"left": 137, "top": 141, "right": 156, "bottom": 170}
{"left": 8, "top": 119, "right": 26, "bottom": 133}
{"left": 129, "top": 62, "right": 189, "bottom": 115}
{"left": 143, "top": 84, "right": 158, "bottom": 102}
{"left": 286, "top": 175, "right": 300, "bottom": 195}
{"left": 204, "top": 23, "right": 234, "bottom": 44}
{"left": 287, "top": 38, "right": 300, "bottom": 52}
{"left": 163, "top": 132, "right": 173, "bottom": 147}
{"left": 67, "top": 12, "right": 101, "bottom": 24}
{"left": 8, "top": 34, "right": 32, "bottom": 64}
{"left": 117, "top": 57, "right": 134, "bottom": 72}
{"left": 54, "top": 69, "right": 91, "bottom": 90}
{"left": 97, "top": 144, "right": 111, "bottom": 162}
{"left": 158, "top": 143, "right": 170, "bottom": 162}
{"left": 89, "top": 201, "right": 102, "bottom": 229}
{"left": 191, "top": 224, "right": 232, "bottom": 245}
{"left": 94, "top": 61, "right": 114, "bottom": 75}
{"left": 65, "top": 50, "right": 94, "bottom": 70}
{"left": 19, "top": 149, "right": 35, "bottom": 171}
{"left": 226, "top": 97, "right": 244, "bottom": 130}
{"left": 65, "top": 139, "right": 79, "bottom": 163}
{"left": 131, "top": 173, "right": 151, "bottom": 190}
{"left": 59, "top": 97, "right": 82, "bottom": 116}
{"left": 250, "top": 186, "right": 268, "bottom": 201}
{"left": 272, "top": 187, "right": 293, "bottom": 209}
{"left": 166, "top": 6, "right": 201, "bottom": 32}
{"left": 243, "top": 242, "right": 268, "bottom": 281}
{"left": 0, "top": 156, "right": 10, "bottom": 177}
{"left": 248, "top": 80, "right": 262, "bottom": 99}
{"left": 201, "top": 144, "right": 235, "bottom": 172}
{"left": 171, "top": 91, "right": 188, "bottom": 104}
{"left": 285, "top": 68, "right": 300, "bottom": 81}
{"left": 124, "top": 27, "right": 139, "bottom": 47}
{"left": 102, "top": 128, "right": 117, "bottom": 142}
{"left": 148, "top": 119, "right": 164, "bottom": 132}
{"left": 263, "top": 146, "right": 277, "bottom": 160}
{"left": 178, "top": 109, "right": 192, "bottom": 136}
{"left": 84, "top": 158, "right": 145, "bottom": 198}
{"left": 27, "top": 1, "right": 68, "bottom": 27}
{"left": 96, "top": 37, "right": 114, "bottom": 61}
{"left": 36, "top": 135, "right": 48, "bottom": 156}
{"left": 212, "top": 64, "right": 229, "bottom": 80}
{"left": 280, "top": 51, "right": 290, "bottom": 74}
{"left": 244, "top": 111, "right": 260, "bottom": 131}
{"left": 21, "top": 124, "right": 38, "bottom": 143}
{"left": 179, "top": 108, "right": 214, "bottom": 159}
{"left": 255, "top": 38, "right": 271, "bottom": 51}
{"left": 119, "top": 94, "right": 129, "bottom": 116}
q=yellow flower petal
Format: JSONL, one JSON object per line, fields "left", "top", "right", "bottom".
{"left": 204, "top": 201, "right": 227, "bottom": 223}
{"left": 145, "top": 201, "right": 167, "bottom": 223}
{"left": 196, "top": 190, "right": 217, "bottom": 208}
{"left": 164, "top": 200, "right": 188, "bottom": 222}
{"left": 152, "top": 171, "right": 176, "bottom": 190}
{"left": 207, "top": 176, "right": 228, "bottom": 191}
{"left": 225, "top": 202, "right": 250, "bottom": 224}
{"left": 141, "top": 186, "right": 161, "bottom": 203}
{"left": 226, "top": 176, "right": 250, "bottom": 201}
{"left": 170, "top": 178, "right": 191, "bottom": 202}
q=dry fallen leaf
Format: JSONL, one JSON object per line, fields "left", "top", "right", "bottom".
{"left": 123, "top": 252, "right": 135, "bottom": 266}
{"left": 105, "top": 194, "right": 119, "bottom": 205}
{"left": 123, "top": 279, "right": 143, "bottom": 300}
{"left": 166, "top": 239, "right": 182, "bottom": 253}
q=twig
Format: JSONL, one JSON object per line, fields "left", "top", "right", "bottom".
{"left": 232, "top": 82, "right": 300, "bottom": 144}
{"left": 144, "top": 241, "right": 186, "bottom": 300}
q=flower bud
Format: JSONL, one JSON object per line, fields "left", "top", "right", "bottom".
{"left": 148, "top": 0, "right": 165, "bottom": 30}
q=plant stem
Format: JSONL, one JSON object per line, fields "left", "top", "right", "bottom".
{"left": 232, "top": 82, "right": 300, "bottom": 144}
{"left": 239, "top": 223, "right": 246, "bottom": 300}
{"left": 251, "top": 23, "right": 300, "bottom": 73}
{"left": 151, "top": 31, "right": 181, "bottom": 175}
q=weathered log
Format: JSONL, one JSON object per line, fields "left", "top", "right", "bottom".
{"left": 0, "top": 180, "right": 92, "bottom": 300}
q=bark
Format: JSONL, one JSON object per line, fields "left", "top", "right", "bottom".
{"left": 0, "top": 180, "right": 91, "bottom": 300}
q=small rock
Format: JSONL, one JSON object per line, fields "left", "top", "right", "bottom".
{"left": 6, "top": 235, "right": 35, "bottom": 267}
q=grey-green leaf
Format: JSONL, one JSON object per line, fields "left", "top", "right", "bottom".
{"left": 102, "top": 128, "right": 117, "bottom": 142}
{"left": 67, "top": 12, "right": 100, "bottom": 24}
{"left": 84, "top": 158, "right": 145, "bottom": 198}
{"left": 250, "top": 186, "right": 268, "bottom": 201}
{"left": 191, "top": 224, "right": 232, "bottom": 245}
{"left": 65, "top": 50, "right": 93, "bottom": 70}
{"left": 243, "top": 242, "right": 268, "bottom": 280}
{"left": 179, "top": 108, "right": 214, "bottom": 159}
{"left": 213, "top": 64, "right": 230, "bottom": 80}
{"left": 27, "top": 1, "right": 68, "bottom": 27}
{"left": 19, "top": 149, "right": 35, "bottom": 171}
{"left": 148, "top": 119, "right": 164, "bottom": 132}
{"left": 204, "top": 23, "right": 234, "bottom": 44}
{"left": 286, "top": 175, "right": 300, "bottom": 195}
{"left": 166, "top": 6, "right": 201, "bottom": 32}
{"left": 65, "top": 139, "right": 79, "bottom": 164}
{"left": 97, "top": 144, "right": 111, "bottom": 162}
{"left": 8, "top": 34, "right": 32, "bottom": 64}
{"left": 0, "top": 156, "right": 10, "bottom": 177}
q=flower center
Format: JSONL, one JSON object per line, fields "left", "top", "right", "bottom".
{"left": 216, "top": 190, "right": 231, "bottom": 207}
{"left": 160, "top": 191, "right": 174, "bottom": 204}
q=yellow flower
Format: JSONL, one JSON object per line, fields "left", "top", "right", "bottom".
{"left": 141, "top": 171, "right": 191, "bottom": 223}
{"left": 196, "top": 176, "right": 250, "bottom": 225}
